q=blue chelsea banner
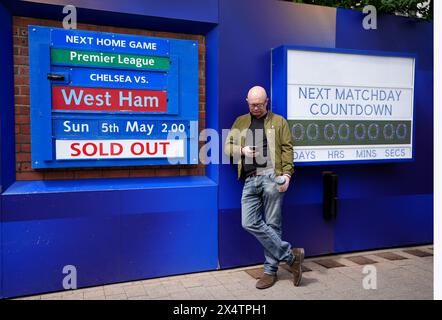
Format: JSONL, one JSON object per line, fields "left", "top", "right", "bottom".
{"left": 271, "top": 46, "right": 416, "bottom": 165}
{"left": 28, "top": 26, "right": 199, "bottom": 168}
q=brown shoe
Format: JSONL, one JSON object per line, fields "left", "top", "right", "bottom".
{"left": 289, "top": 248, "right": 305, "bottom": 286}
{"left": 255, "top": 273, "right": 277, "bottom": 289}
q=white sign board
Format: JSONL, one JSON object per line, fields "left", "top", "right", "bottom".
{"left": 285, "top": 49, "right": 415, "bottom": 164}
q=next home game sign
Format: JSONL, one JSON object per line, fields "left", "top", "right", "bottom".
{"left": 28, "top": 26, "right": 198, "bottom": 168}
{"left": 271, "top": 46, "right": 415, "bottom": 164}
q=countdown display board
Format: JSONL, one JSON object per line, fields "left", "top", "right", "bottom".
{"left": 28, "top": 26, "right": 198, "bottom": 168}
{"left": 271, "top": 46, "right": 416, "bottom": 165}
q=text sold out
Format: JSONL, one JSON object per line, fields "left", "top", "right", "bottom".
{"left": 55, "top": 140, "right": 184, "bottom": 160}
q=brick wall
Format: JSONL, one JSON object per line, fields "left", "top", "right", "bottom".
{"left": 13, "top": 17, "right": 206, "bottom": 180}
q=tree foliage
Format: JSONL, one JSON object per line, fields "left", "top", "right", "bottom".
{"left": 288, "top": 0, "right": 433, "bottom": 21}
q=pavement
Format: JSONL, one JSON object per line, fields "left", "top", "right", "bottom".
{"left": 15, "top": 244, "right": 433, "bottom": 300}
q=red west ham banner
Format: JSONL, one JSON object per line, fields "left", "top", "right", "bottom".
{"left": 52, "top": 86, "right": 167, "bottom": 112}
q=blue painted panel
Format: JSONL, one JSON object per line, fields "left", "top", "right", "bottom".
{"left": 334, "top": 8, "right": 433, "bottom": 176}
{"left": 18, "top": 0, "right": 219, "bottom": 25}
{"left": 336, "top": 8, "right": 433, "bottom": 71}
{"left": 29, "top": 26, "right": 53, "bottom": 161}
{"left": 0, "top": 1, "right": 14, "bottom": 298}
{"left": 334, "top": 8, "right": 433, "bottom": 248}
{"left": 270, "top": 46, "right": 287, "bottom": 119}
{"left": 1, "top": 177, "right": 218, "bottom": 298}
{"left": 3, "top": 176, "right": 216, "bottom": 194}
{"left": 119, "top": 185, "right": 218, "bottom": 280}
{"left": 218, "top": 208, "right": 264, "bottom": 268}
{"left": 205, "top": 26, "right": 220, "bottom": 183}
{"left": 334, "top": 194, "right": 433, "bottom": 252}
{"left": 2, "top": 191, "right": 121, "bottom": 297}
{"left": 0, "top": 2, "right": 15, "bottom": 194}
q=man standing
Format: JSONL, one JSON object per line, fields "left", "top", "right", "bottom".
{"left": 224, "top": 86, "right": 305, "bottom": 289}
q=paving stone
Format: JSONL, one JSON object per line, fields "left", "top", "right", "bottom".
{"left": 403, "top": 249, "right": 433, "bottom": 258}
{"left": 399, "top": 265, "right": 433, "bottom": 279}
{"left": 186, "top": 286, "right": 212, "bottom": 296}
{"left": 212, "top": 274, "right": 247, "bottom": 285}
{"left": 244, "top": 267, "right": 263, "bottom": 279}
{"left": 375, "top": 252, "right": 408, "bottom": 261}
{"left": 170, "top": 291, "right": 192, "bottom": 300}
{"left": 41, "top": 296, "right": 64, "bottom": 300}
{"left": 17, "top": 296, "right": 41, "bottom": 300}
{"left": 139, "top": 278, "right": 163, "bottom": 285}
{"left": 62, "top": 293, "right": 84, "bottom": 300}
{"left": 333, "top": 257, "right": 360, "bottom": 267}
{"left": 303, "top": 261, "right": 328, "bottom": 272}
{"left": 104, "top": 285, "right": 126, "bottom": 296}
{"left": 313, "top": 259, "right": 346, "bottom": 269}
{"left": 85, "top": 296, "right": 106, "bottom": 300}
{"left": 192, "top": 275, "right": 223, "bottom": 287}
{"left": 123, "top": 284, "right": 147, "bottom": 298}
{"left": 223, "top": 281, "right": 248, "bottom": 292}
{"left": 206, "top": 285, "right": 231, "bottom": 295}
{"left": 128, "top": 295, "right": 152, "bottom": 300}
{"left": 105, "top": 293, "right": 128, "bottom": 300}
{"left": 371, "top": 261, "right": 403, "bottom": 272}
{"left": 82, "top": 286, "right": 105, "bottom": 293}
{"left": 180, "top": 278, "right": 204, "bottom": 288}
{"left": 346, "top": 256, "right": 379, "bottom": 265}
{"left": 61, "top": 290, "right": 81, "bottom": 296}
{"left": 143, "top": 283, "right": 169, "bottom": 299}
{"left": 84, "top": 289, "right": 106, "bottom": 299}
{"left": 161, "top": 281, "right": 187, "bottom": 292}
{"left": 40, "top": 291, "right": 63, "bottom": 298}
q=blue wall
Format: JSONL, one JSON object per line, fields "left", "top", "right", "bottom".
{"left": 0, "top": 0, "right": 433, "bottom": 298}
{"left": 332, "top": 8, "right": 433, "bottom": 252}
{"left": 0, "top": 0, "right": 16, "bottom": 299}
{"left": 216, "top": 0, "right": 433, "bottom": 268}
{"left": 2, "top": 177, "right": 218, "bottom": 298}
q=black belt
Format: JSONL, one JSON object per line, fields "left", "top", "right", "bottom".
{"left": 246, "top": 171, "right": 257, "bottom": 178}
{"left": 246, "top": 169, "right": 274, "bottom": 178}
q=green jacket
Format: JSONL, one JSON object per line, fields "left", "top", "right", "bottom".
{"left": 224, "top": 111, "right": 294, "bottom": 179}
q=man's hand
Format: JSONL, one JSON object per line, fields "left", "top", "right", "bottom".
{"left": 277, "top": 175, "right": 290, "bottom": 193}
{"left": 241, "top": 146, "right": 259, "bottom": 158}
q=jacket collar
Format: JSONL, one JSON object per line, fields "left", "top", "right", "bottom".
{"left": 248, "top": 110, "right": 272, "bottom": 122}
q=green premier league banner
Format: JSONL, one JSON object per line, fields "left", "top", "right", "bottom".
{"left": 272, "top": 46, "right": 416, "bottom": 165}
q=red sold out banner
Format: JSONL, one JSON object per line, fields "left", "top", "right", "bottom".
{"left": 52, "top": 86, "right": 167, "bottom": 112}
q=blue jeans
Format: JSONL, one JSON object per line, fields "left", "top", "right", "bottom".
{"left": 241, "top": 173, "right": 295, "bottom": 275}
